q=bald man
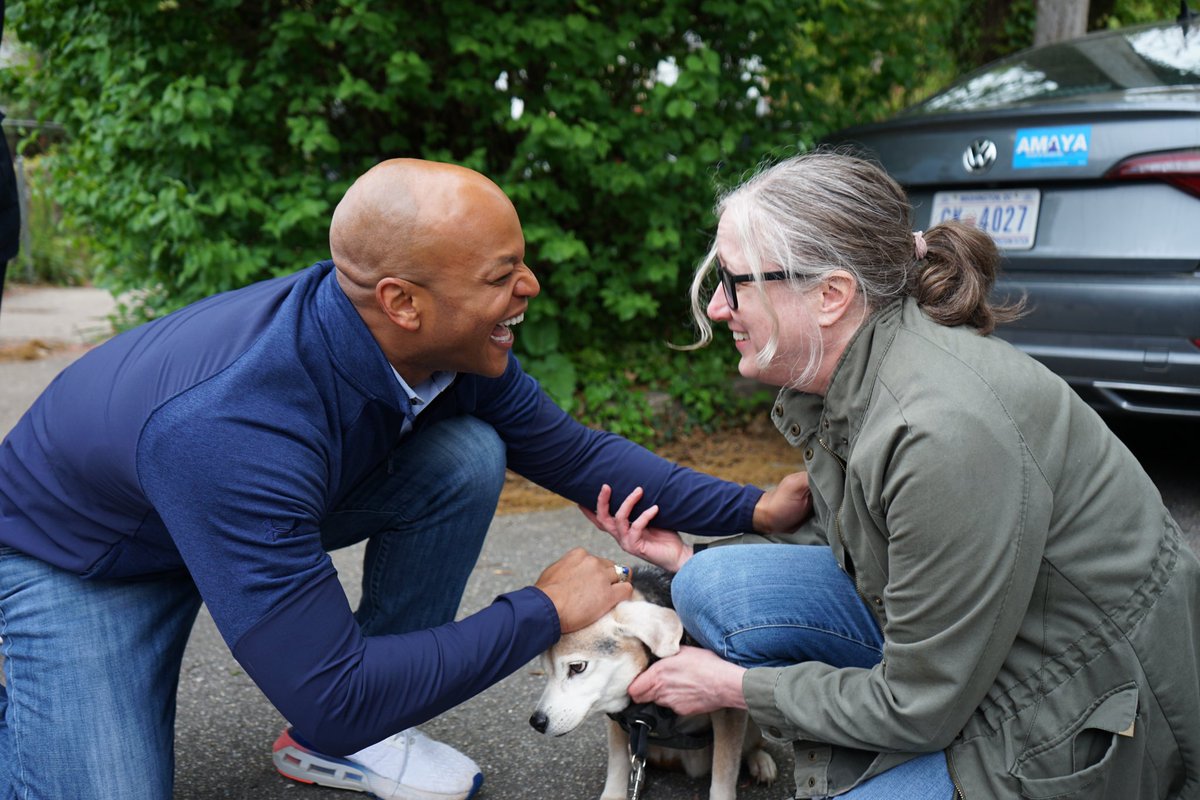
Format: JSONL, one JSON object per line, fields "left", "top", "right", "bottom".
{"left": 0, "top": 159, "right": 808, "bottom": 800}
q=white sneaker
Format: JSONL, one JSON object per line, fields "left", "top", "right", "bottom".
{"left": 273, "top": 726, "right": 484, "bottom": 799}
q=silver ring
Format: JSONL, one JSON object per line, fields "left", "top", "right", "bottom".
{"left": 614, "top": 564, "right": 631, "bottom": 583}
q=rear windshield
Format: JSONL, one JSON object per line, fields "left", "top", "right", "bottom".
{"left": 911, "top": 20, "right": 1200, "bottom": 114}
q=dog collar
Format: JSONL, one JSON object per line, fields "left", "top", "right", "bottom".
{"left": 607, "top": 702, "right": 714, "bottom": 751}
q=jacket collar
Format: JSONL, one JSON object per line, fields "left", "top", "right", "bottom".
{"left": 312, "top": 261, "right": 412, "bottom": 417}
{"left": 771, "top": 299, "right": 905, "bottom": 452}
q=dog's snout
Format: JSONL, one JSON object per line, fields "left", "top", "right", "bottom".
{"left": 529, "top": 710, "right": 549, "bottom": 734}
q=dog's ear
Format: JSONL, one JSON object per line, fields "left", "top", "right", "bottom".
{"left": 611, "top": 601, "right": 683, "bottom": 659}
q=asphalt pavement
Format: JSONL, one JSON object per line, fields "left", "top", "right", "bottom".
{"left": 2, "top": 285, "right": 1197, "bottom": 800}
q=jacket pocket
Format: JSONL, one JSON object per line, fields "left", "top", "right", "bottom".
{"left": 1010, "top": 682, "right": 1139, "bottom": 799}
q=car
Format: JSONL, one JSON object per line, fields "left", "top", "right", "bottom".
{"left": 826, "top": 13, "right": 1200, "bottom": 419}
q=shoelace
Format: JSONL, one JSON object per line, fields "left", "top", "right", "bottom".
{"left": 371, "top": 730, "right": 416, "bottom": 778}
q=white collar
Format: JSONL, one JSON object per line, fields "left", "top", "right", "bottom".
{"left": 391, "top": 368, "right": 456, "bottom": 414}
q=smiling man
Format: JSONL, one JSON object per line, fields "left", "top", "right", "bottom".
{"left": 331, "top": 160, "right": 534, "bottom": 383}
{"left": 0, "top": 159, "right": 810, "bottom": 800}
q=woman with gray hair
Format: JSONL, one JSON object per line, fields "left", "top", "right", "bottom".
{"left": 586, "top": 151, "right": 1200, "bottom": 798}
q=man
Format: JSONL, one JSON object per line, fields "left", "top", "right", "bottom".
{"left": 0, "top": 159, "right": 809, "bottom": 800}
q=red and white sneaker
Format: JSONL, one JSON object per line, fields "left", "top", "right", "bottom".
{"left": 273, "top": 727, "right": 484, "bottom": 800}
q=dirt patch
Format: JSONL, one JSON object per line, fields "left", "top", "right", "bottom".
{"left": 0, "top": 339, "right": 83, "bottom": 362}
{"left": 497, "top": 414, "right": 802, "bottom": 515}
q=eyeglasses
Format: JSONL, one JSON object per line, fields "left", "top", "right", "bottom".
{"left": 716, "top": 264, "right": 791, "bottom": 311}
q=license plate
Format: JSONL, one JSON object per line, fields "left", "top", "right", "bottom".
{"left": 929, "top": 189, "right": 1041, "bottom": 250}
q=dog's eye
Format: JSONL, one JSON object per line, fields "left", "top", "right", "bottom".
{"left": 567, "top": 661, "right": 588, "bottom": 676}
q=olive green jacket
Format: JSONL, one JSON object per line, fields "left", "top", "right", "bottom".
{"left": 736, "top": 298, "right": 1200, "bottom": 799}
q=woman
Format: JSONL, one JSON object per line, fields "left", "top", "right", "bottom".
{"left": 586, "top": 151, "right": 1200, "bottom": 799}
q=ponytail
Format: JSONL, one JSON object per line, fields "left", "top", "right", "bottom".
{"left": 910, "top": 221, "right": 1025, "bottom": 335}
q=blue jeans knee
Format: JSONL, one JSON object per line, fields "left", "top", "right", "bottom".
{"left": 672, "top": 543, "right": 883, "bottom": 670}
{"left": 420, "top": 415, "right": 506, "bottom": 516}
{"left": 322, "top": 415, "right": 507, "bottom": 636}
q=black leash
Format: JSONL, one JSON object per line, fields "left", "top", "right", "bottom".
{"left": 608, "top": 702, "right": 714, "bottom": 800}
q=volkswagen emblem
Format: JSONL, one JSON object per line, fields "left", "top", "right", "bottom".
{"left": 963, "top": 138, "right": 997, "bottom": 173}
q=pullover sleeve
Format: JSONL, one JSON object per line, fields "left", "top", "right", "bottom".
{"left": 234, "top": 575, "right": 559, "bottom": 754}
{"left": 471, "top": 355, "right": 764, "bottom": 536}
{"left": 743, "top": 405, "right": 1052, "bottom": 753}
{"left": 137, "top": 385, "right": 559, "bottom": 756}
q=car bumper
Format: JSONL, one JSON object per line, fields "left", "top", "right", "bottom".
{"left": 994, "top": 271, "right": 1200, "bottom": 418}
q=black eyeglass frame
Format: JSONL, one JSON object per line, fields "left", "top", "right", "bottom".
{"left": 716, "top": 264, "right": 791, "bottom": 310}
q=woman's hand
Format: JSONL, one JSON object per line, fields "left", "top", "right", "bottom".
{"left": 628, "top": 645, "right": 747, "bottom": 715}
{"left": 752, "top": 470, "right": 813, "bottom": 533}
{"left": 579, "top": 484, "right": 694, "bottom": 573}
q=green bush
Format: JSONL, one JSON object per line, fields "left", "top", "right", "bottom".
{"left": 567, "top": 341, "right": 776, "bottom": 442}
{"left": 3, "top": 0, "right": 964, "bottom": 441}
{"left": 11, "top": 155, "right": 97, "bottom": 286}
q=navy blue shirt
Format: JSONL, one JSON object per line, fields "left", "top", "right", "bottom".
{"left": 0, "top": 261, "right": 762, "bottom": 753}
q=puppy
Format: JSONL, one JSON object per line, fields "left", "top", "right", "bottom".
{"left": 529, "top": 566, "right": 776, "bottom": 800}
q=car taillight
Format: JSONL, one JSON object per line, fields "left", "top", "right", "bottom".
{"left": 1106, "top": 150, "right": 1200, "bottom": 198}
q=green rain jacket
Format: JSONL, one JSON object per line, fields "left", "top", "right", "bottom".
{"left": 733, "top": 298, "right": 1200, "bottom": 798}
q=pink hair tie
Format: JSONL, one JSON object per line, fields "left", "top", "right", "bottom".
{"left": 913, "top": 230, "right": 929, "bottom": 260}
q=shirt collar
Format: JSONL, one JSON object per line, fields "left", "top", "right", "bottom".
{"left": 391, "top": 367, "right": 456, "bottom": 414}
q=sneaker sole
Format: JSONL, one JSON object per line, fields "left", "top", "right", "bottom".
{"left": 273, "top": 731, "right": 484, "bottom": 800}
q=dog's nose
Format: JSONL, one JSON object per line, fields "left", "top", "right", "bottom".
{"left": 529, "top": 711, "right": 548, "bottom": 734}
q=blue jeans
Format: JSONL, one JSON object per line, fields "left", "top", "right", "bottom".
{"left": 0, "top": 415, "right": 505, "bottom": 800}
{"left": 672, "top": 544, "right": 955, "bottom": 800}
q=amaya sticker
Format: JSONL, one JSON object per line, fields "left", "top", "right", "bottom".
{"left": 1012, "top": 125, "right": 1092, "bottom": 169}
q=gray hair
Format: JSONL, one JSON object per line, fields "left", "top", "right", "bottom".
{"left": 687, "top": 150, "right": 1020, "bottom": 386}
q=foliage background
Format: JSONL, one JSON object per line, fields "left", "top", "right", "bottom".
{"left": 0, "top": 0, "right": 1167, "bottom": 440}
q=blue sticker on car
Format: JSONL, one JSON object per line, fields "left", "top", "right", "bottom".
{"left": 1012, "top": 125, "right": 1091, "bottom": 169}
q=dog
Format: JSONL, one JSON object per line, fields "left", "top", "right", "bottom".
{"left": 529, "top": 566, "right": 776, "bottom": 800}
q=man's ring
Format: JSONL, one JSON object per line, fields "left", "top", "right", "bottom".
{"left": 614, "top": 564, "right": 631, "bottom": 583}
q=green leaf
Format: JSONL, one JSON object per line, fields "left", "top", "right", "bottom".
{"left": 523, "top": 353, "right": 578, "bottom": 409}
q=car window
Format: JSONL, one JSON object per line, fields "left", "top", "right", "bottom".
{"left": 909, "top": 21, "right": 1200, "bottom": 114}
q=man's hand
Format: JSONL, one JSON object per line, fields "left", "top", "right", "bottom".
{"left": 752, "top": 471, "right": 813, "bottom": 533}
{"left": 628, "top": 645, "right": 747, "bottom": 716}
{"left": 534, "top": 547, "right": 634, "bottom": 633}
{"left": 579, "top": 484, "right": 693, "bottom": 573}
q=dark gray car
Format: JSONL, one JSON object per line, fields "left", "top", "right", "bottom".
{"left": 828, "top": 15, "right": 1200, "bottom": 419}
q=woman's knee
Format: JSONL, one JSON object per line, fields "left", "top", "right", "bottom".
{"left": 671, "top": 547, "right": 733, "bottom": 649}
{"left": 670, "top": 544, "right": 883, "bottom": 668}
{"left": 672, "top": 547, "right": 722, "bottom": 612}
{"left": 672, "top": 544, "right": 774, "bottom": 615}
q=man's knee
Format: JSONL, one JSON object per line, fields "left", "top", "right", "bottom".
{"left": 427, "top": 416, "right": 506, "bottom": 503}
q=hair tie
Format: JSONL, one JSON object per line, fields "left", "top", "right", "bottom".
{"left": 913, "top": 230, "right": 928, "bottom": 260}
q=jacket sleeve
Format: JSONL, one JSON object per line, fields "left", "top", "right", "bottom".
{"left": 232, "top": 576, "right": 559, "bottom": 755}
{"left": 743, "top": 405, "right": 1052, "bottom": 752}
{"left": 469, "top": 354, "right": 764, "bottom": 536}
{"left": 138, "top": 393, "right": 560, "bottom": 756}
